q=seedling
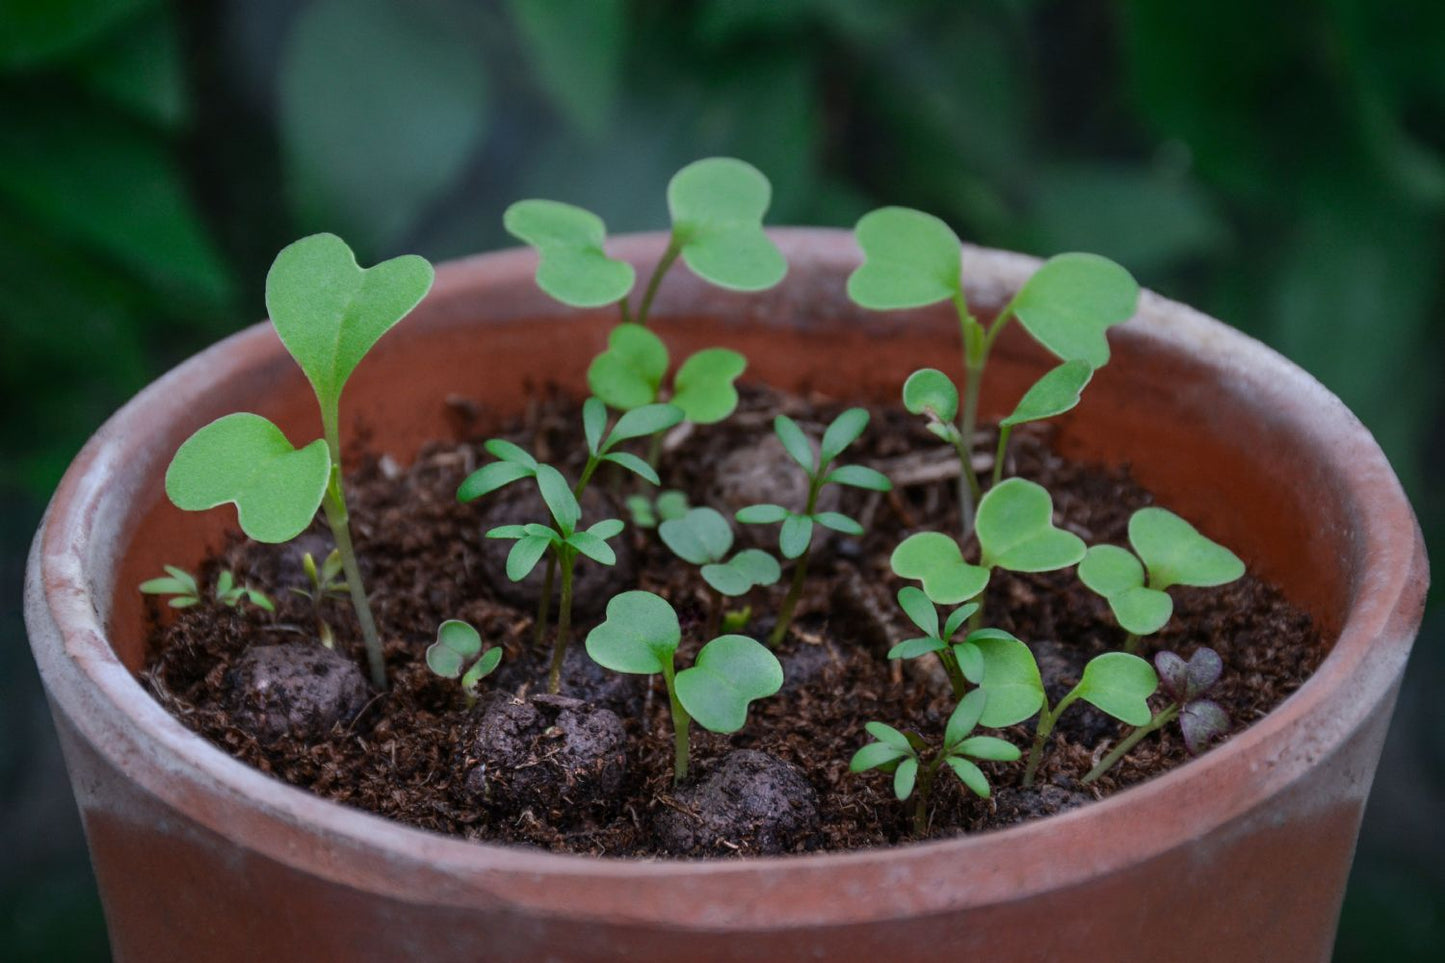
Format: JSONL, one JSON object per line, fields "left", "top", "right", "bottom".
{"left": 140, "top": 565, "right": 274, "bottom": 613}
{"left": 506, "top": 157, "right": 787, "bottom": 432}
{"left": 736, "top": 408, "right": 892, "bottom": 646}
{"left": 626, "top": 489, "right": 689, "bottom": 528}
{"left": 458, "top": 399, "right": 680, "bottom": 650}
{"left": 850, "top": 689, "right": 1020, "bottom": 835}
{"left": 289, "top": 549, "right": 348, "bottom": 649}
{"left": 659, "top": 507, "right": 782, "bottom": 638}
{"left": 425, "top": 620, "right": 503, "bottom": 708}
{"left": 585, "top": 590, "right": 783, "bottom": 784}
{"left": 163, "top": 234, "right": 434, "bottom": 688}
{"left": 1083, "top": 647, "right": 1230, "bottom": 783}
{"left": 1078, "top": 507, "right": 1245, "bottom": 652}
{"left": 890, "top": 478, "right": 1085, "bottom": 622}
{"left": 889, "top": 586, "right": 979, "bottom": 697}
{"left": 848, "top": 206, "right": 1137, "bottom": 533}
{"left": 484, "top": 464, "right": 625, "bottom": 694}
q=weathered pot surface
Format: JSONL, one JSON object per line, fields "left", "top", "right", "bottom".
{"left": 25, "top": 230, "right": 1428, "bottom": 962}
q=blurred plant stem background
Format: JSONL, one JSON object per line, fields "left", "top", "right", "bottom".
{"left": 2, "top": 1, "right": 1442, "bottom": 958}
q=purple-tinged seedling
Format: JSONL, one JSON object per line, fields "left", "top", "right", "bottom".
{"left": 736, "top": 408, "right": 892, "bottom": 646}
{"left": 140, "top": 565, "right": 274, "bottom": 613}
{"left": 1082, "top": 647, "right": 1230, "bottom": 783}
{"left": 426, "top": 620, "right": 503, "bottom": 708}
{"left": 659, "top": 507, "right": 781, "bottom": 639}
{"left": 585, "top": 591, "right": 782, "bottom": 784}
{"left": 850, "top": 689, "right": 1021, "bottom": 835}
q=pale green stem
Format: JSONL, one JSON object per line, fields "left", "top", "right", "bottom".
{"left": 1023, "top": 692, "right": 1079, "bottom": 787}
{"left": 1082, "top": 704, "right": 1179, "bottom": 784}
{"left": 661, "top": 660, "right": 692, "bottom": 784}
{"left": 992, "top": 424, "right": 1013, "bottom": 489}
{"left": 635, "top": 237, "right": 682, "bottom": 327}
{"left": 706, "top": 587, "right": 723, "bottom": 642}
{"left": 912, "top": 754, "right": 945, "bottom": 836}
{"left": 1123, "top": 632, "right": 1141, "bottom": 654}
{"left": 547, "top": 549, "right": 576, "bottom": 694}
{"left": 319, "top": 412, "right": 385, "bottom": 689}
{"left": 768, "top": 472, "right": 823, "bottom": 647}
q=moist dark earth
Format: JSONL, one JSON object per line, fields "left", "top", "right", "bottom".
{"left": 142, "top": 385, "right": 1324, "bottom": 857}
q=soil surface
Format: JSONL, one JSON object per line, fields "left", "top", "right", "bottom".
{"left": 142, "top": 385, "right": 1324, "bottom": 856}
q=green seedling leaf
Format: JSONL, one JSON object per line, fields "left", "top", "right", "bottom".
{"left": 945, "top": 757, "right": 991, "bottom": 798}
{"left": 773, "top": 414, "right": 817, "bottom": 473}
{"left": 140, "top": 565, "right": 200, "bottom": 599}
{"left": 668, "top": 157, "right": 786, "bottom": 291}
{"left": 735, "top": 504, "right": 789, "bottom": 524}
{"left": 671, "top": 348, "right": 746, "bottom": 424}
{"left": 503, "top": 199, "right": 635, "bottom": 307}
{"left": 627, "top": 495, "right": 656, "bottom": 528}
{"left": 659, "top": 507, "right": 733, "bottom": 565}
{"left": 627, "top": 490, "right": 688, "bottom": 528}
{"left": 701, "top": 549, "right": 781, "bottom": 596}
{"left": 893, "top": 756, "right": 920, "bottom": 800}
{"left": 819, "top": 407, "right": 870, "bottom": 463}
{"left": 457, "top": 461, "right": 535, "bottom": 502}
{"left": 850, "top": 741, "right": 911, "bottom": 771}
{"left": 953, "top": 736, "right": 1023, "bottom": 763}
{"left": 942, "top": 603, "right": 979, "bottom": 640}
{"left": 588, "top": 322, "right": 668, "bottom": 410}
{"left": 1000, "top": 359, "right": 1095, "bottom": 428}
{"left": 1129, "top": 507, "right": 1245, "bottom": 590}
{"left": 975, "top": 478, "right": 1085, "bottom": 572}
{"left": 602, "top": 452, "right": 659, "bottom": 485}
{"left": 896, "top": 586, "right": 940, "bottom": 637}
{"left": 888, "top": 637, "right": 947, "bottom": 660}
{"left": 426, "top": 619, "right": 482, "bottom": 678}
{"left": 1073, "top": 652, "right": 1158, "bottom": 726}
{"left": 890, "top": 532, "right": 989, "bottom": 605}
{"left": 462, "top": 646, "right": 503, "bottom": 689}
{"left": 1008, "top": 252, "right": 1138, "bottom": 367}
{"left": 587, "top": 518, "right": 625, "bottom": 540}
{"left": 902, "top": 368, "right": 959, "bottom": 421}
{"left": 953, "top": 643, "right": 985, "bottom": 685}
{"left": 779, "top": 513, "right": 814, "bottom": 559}
{"left": 608, "top": 402, "right": 685, "bottom": 444}
{"left": 483, "top": 439, "right": 538, "bottom": 468}
{"left": 656, "top": 490, "right": 689, "bottom": 521}
{"left": 1157, "top": 647, "right": 1224, "bottom": 704}
{"left": 535, "top": 464, "right": 581, "bottom": 534}
{"left": 567, "top": 531, "right": 617, "bottom": 565}
{"left": 585, "top": 590, "right": 680, "bottom": 675}
{"left": 944, "top": 689, "right": 987, "bottom": 748}
{"left": 674, "top": 634, "right": 784, "bottom": 733}
{"left": 825, "top": 464, "right": 892, "bottom": 491}
{"left": 166, "top": 413, "right": 330, "bottom": 543}
{"left": 1078, "top": 544, "right": 1172, "bottom": 635}
{"left": 847, "top": 207, "right": 962, "bottom": 309}
{"left": 865, "top": 721, "right": 912, "bottom": 750}
{"left": 503, "top": 534, "right": 552, "bottom": 581}
{"left": 265, "top": 233, "right": 434, "bottom": 415}
{"left": 582, "top": 397, "right": 607, "bottom": 455}
{"left": 970, "top": 629, "right": 1046, "bottom": 727}
{"left": 813, "top": 512, "right": 863, "bottom": 535}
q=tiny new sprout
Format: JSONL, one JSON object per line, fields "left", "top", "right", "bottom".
{"left": 425, "top": 620, "right": 503, "bottom": 708}
{"left": 736, "top": 408, "right": 893, "bottom": 646}
{"left": 458, "top": 399, "right": 682, "bottom": 651}
{"left": 1083, "top": 647, "right": 1230, "bottom": 784}
{"left": 660, "top": 507, "right": 782, "bottom": 639}
{"left": 585, "top": 591, "right": 782, "bottom": 784}
{"left": 626, "top": 489, "right": 689, "bottom": 529}
{"left": 484, "top": 464, "right": 626, "bottom": 694}
{"left": 847, "top": 206, "right": 1137, "bottom": 533}
{"left": 850, "top": 689, "right": 1020, "bottom": 836}
{"left": 890, "top": 586, "right": 979, "bottom": 697}
{"left": 1078, "top": 507, "right": 1245, "bottom": 652}
{"left": 891, "top": 477, "right": 1085, "bottom": 620}
{"left": 140, "top": 565, "right": 274, "bottom": 613}
{"left": 289, "top": 549, "right": 349, "bottom": 649}
{"left": 505, "top": 157, "right": 787, "bottom": 433}
{"left": 163, "top": 234, "right": 434, "bottom": 688}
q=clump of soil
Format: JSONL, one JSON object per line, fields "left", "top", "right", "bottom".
{"left": 141, "top": 384, "right": 1325, "bottom": 857}
{"left": 226, "top": 643, "right": 371, "bottom": 742}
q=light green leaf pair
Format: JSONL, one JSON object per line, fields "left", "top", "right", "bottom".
{"left": 890, "top": 532, "right": 989, "bottom": 605}
{"left": 657, "top": 507, "right": 783, "bottom": 596}
{"left": 457, "top": 438, "right": 541, "bottom": 502}
{"left": 1067, "top": 652, "right": 1159, "bottom": 727}
{"left": 587, "top": 322, "right": 747, "bottom": 424}
{"left": 626, "top": 490, "right": 689, "bottom": 528}
{"left": 976, "top": 479, "right": 1086, "bottom": 571}
{"left": 668, "top": 157, "right": 787, "bottom": 292}
{"left": 504, "top": 199, "right": 636, "bottom": 307}
{"left": 582, "top": 396, "right": 684, "bottom": 485}
{"left": 426, "top": 619, "right": 502, "bottom": 699}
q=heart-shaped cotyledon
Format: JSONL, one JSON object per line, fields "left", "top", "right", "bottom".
{"left": 890, "top": 532, "right": 989, "bottom": 605}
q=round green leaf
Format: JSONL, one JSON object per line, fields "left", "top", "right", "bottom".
{"left": 587, "top": 322, "right": 668, "bottom": 410}
{"left": 671, "top": 348, "right": 746, "bottom": 424}
{"left": 675, "top": 634, "right": 783, "bottom": 733}
{"left": 896, "top": 586, "right": 940, "bottom": 637}
{"left": 890, "top": 532, "right": 989, "bottom": 605}
{"left": 1000, "top": 359, "right": 1095, "bottom": 428}
{"left": 970, "top": 630, "right": 1045, "bottom": 727}
{"left": 902, "top": 368, "right": 960, "bottom": 421}
{"left": 425, "top": 642, "right": 464, "bottom": 678}
{"left": 945, "top": 756, "right": 991, "bottom": 798}
{"left": 584, "top": 590, "right": 679, "bottom": 675}
{"left": 1128, "top": 507, "right": 1245, "bottom": 590}
{"left": 265, "top": 233, "right": 434, "bottom": 415}
{"left": 659, "top": 507, "right": 734, "bottom": 565}
{"left": 975, "top": 478, "right": 1086, "bottom": 572}
{"left": 819, "top": 407, "right": 869, "bottom": 463}
{"left": 1008, "top": 252, "right": 1138, "bottom": 367}
{"left": 702, "top": 549, "right": 780, "bottom": 596}
{"left": 503, "top": 199, "right": 635, "bottom": 307}
{"left": 1073, "top": 652, "right": 1158, "bottom": 726}
{"left": 847, "top": 207, "right": 962, "bottom": 309}
{"left": 1078, "top": 544, "right": 1145, "bottom": 596}
{"left": 1109, "top": 586, "right": 1174, "bottom": 635}
{"left": 656, "top": 490, "right": 690, "bottom": 521}
{"left": 165, "top": 412, "right": 330, "bottom": 544}
{"left": 779, "top": 513, "right": 814, "bottom": 559}
{"left": 436, "top": 618, "right": 482, "bottom": 658}
{"left": 667, "top": 157, "right": 786, "bottom": 291}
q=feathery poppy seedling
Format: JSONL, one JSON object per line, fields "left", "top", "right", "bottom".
{"left": 162, "top": 233, "right": 434, "bottom": 688}
{"left": 850, "top": 689, "right": 1020, "bottom": 835}
{"left": 1083, "top": 647, "right": 1231, "bottom": 783}
{"left": 425, "top": 620, "right": 503, "bottom": 708}
{"left": 140, "top": 566, "right": 274, "bottom": 613}
{"left": 585, "top": 590, "right": 783, "bottom": 783}
{"left": 659, "top": 507, "right": 781, "bottom": 639}
{"left": 288, "top": 549, "right": 348, "bottom": 648}
{"left": 1078, "top": 507, "right": 1245, "bottom": 652}
{"left": 736, "top": 408, "right": 892, "bottom": 645}
{"left": 848, "top": 206, "right": 1137, "bottom": 533}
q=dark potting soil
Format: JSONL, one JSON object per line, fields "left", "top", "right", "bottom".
{"left": 141, "top": 385, "right": 1324, "bottom": 856}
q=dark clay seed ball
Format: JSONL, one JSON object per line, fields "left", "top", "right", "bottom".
{"left": 225, "top": 643, "right": 371, "bottom": 743}
{"left": 655, "top": 749, "right": 820, "bottom": 856}
{"left": 466, "top": 694, "right": 628, "bottom": 819}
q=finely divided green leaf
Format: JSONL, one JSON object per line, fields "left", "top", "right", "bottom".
{"left": 504, "top": 199, "right": 635, "bottom": 307}
{"left": 847, "top": 207, "right": 962, "bottom": 309}
{"left": 668, "top": 157, "right": 786, "bottom": 291}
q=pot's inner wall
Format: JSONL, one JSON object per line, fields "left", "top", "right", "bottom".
{"left": 104, "top": 259, "right": 1351, "bottom": 672}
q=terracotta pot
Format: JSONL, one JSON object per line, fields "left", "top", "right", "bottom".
{"left": 26, "top": 230, "right": 1427, "bottom": 962}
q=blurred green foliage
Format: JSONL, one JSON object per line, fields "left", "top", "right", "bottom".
{"left": 1, "top": 1, "right": 1442, "bottom": 960}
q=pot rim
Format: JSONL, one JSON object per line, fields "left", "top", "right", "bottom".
{"left": 27, "top": 228, "right": 1428, "bottom": 929}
